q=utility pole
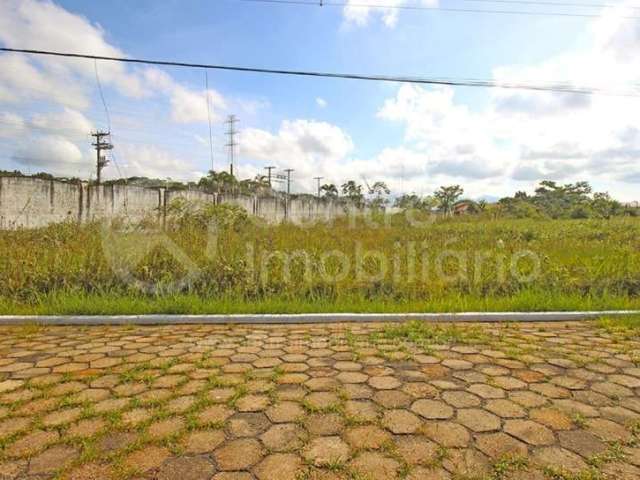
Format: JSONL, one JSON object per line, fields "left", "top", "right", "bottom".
{"left": 314, "top": 176, "right": 323, "bottom": 198}
{"left": 265, "top": 166, "right": 276, "bottom": 187}
{"left": 91, "top": 131, "right": 112, "bottom": 185}
{"left": 284, "top": 169, "right": 294, "bottom": 196}
{"left": 225, "top": 115, "right": 238, "bottom": 177}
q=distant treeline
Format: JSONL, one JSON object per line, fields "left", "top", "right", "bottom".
{"left": 394, "top": 181, "right": 638, "bottom": 219}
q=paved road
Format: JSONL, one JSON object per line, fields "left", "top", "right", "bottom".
{"left": 0, "top": 321, "right": 638, "bottom": 479}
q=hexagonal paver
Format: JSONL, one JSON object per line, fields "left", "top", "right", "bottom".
{"left": 558, "top": 430, "right": 607, "bottom": 457}
{"left": 236, "top": 394, "right": 270, "bottom": 412}
{"left": 504, "top": 420, "right": 555, "bottom": 446}
{"left": 303, "top": 436, "right": 350, "bottom": 466}
{"left": 182, "top": 430, "right": 226, "bottom": 454}
{"left": 531, "top": 447, "right": 587, "bottom": 474}
{"left": 199, "top": 405, "right": 234, "bottom": 425}
{"left": 148, "top": 417, "right": 185, "bottom": 440}
{"left": 265, "top": 401, "right": 304, "bottom": 423}
{"left": 456, "top": 408, "right": 501, "bottom": 432}
{"left": 411, "top": 399, "right": 454, "bottom": 420}
{"left": 441, "top": 391, "right": 481, "bottom": 408}
{"left": 125, "top": 446, "right": 171, "bottom": 473}
{"left": 228, "top": 412, "right": 270, "bottom": 437}
{"left": 368, "top": 376, "right": 401, "bottom": 390}
{"left": 2, "top": 320, "right": 640, "bottom": 480}
{"left": 382, "top": 409, "right": 422, "bottom": 434}
{"left": 215, "top": 439, "right": 265, "bottom": 470}
{"left": 349, "top": 452, "right": 399, "bottom": 480}
{"left": 28, "top": 445, "right": 79, "bottom": 475}
{"left": 344, "top": 400, "right": 379, "bottom": 422}
{"left": 156, "top": 456, "right": 216, "bottom": 480}
{"left": 421, "top": 421, "right": 470, "bottom": 448}
{"left": 254, "top": 453, "right": 302, "bottom": 480}
{"left": 476, "top": 433, "right": 528, "bottom": 459}
{"left": 305, "top": 413, "right": 344, "bottom": 435}
{"left": 529, "top": 408, "right": 573, "bottom": 430}
{"left": 260, "top": 423, "right": 306, "bottom": 452}
{"left": 484, "top": 399, "right": 526, "bottom": 418}
{"left": 394, "top": 435, "right": 439, "bottom": 465}
{"left": 344, "top": 425, "right": 391, "bottom": 449}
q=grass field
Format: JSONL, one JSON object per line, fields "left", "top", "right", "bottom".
{"left": 1, "top": 209, "right": 639, "bottom": 314}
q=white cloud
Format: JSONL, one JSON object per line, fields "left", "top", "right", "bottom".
{"left": 31, "top": 107, "right": 94, "bottom": 134}
{"left": 343, "top": 0, "right": 438, "bottom": 28}
{"left": 0, "top": 53, "right": 90, "bottom": 109}
{"left": 109, "top": 143, "right": 201, "bottom": 181}
{"left": 0, "top": 0, "right": 146, "bottom": 101}
{"left": 0, "top": 111, "right": 25, "bottom": 138}
{"left": 370, "top": 5, "right": 640, "bottom": 199}
{"left": 170, "top": 86, "right": 227, "bottom": 124}
{"left": 316, "top": 97, "right": 327, "bottom": 108}
{"left": 12, "top": 134, "right": 91, "bottom": 176}
{"left": 242, "top": 119, "right": 354, "bottom": 168}
{"left": 240, "top": 119, "right": 354, "bottom": 191}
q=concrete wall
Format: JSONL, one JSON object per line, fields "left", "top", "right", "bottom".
{"left": 0, "top": 176, "right": 351, "bottom": 229}
{"left": 0, "top": 177, "right": 80, "bottom": 229}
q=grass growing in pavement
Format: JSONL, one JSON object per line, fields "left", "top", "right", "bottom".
{"left": 373, "top": 320, "right": 490, "bottom": 346}
{"left": 1, "top": 210, "right": 640, "bottom": 314}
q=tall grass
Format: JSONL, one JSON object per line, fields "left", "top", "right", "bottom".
{"left": 1, "top": 210, "right": 639, "bottom": 314}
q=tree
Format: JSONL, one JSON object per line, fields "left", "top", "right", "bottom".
{"left": 394, "top": 194, "right": 438, "bottom": 211}
{"left": 198, "top": 170, "right": 238, "bottom": 194}
{"left": 498, "top": 180, "right": 623, "bottom": 219}
{"left": 434, "top": 185, "right": 464, "bottom": 216}
{"left": 341, "top": 180, "right": 364, "bottom": 207}
{"left": 591, "top": 192, "right": 622, "bottom": 219}
{"left": 533, "top": 181, "right": 592, "bottom": 218}
{"left": 367, "top": 181, "right": 390, "bottom": 209}
{"left": 320, "top": 183, "right": 339, "bottom": 199}
{"left": 237, "top": 174, "right": 271, "bottom": 195}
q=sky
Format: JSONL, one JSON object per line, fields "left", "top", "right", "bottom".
{"left": 0, "top": 0, "right": 640, "bottom": 200}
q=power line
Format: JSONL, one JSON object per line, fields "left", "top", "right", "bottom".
{"left": 461, "top": 0, "right": 640, "bottom": 10}
{"left": 205, "top": 70, "right": 215, "bottom": 173}
{"left": 1, "top": 47, "right": 636, "bottom": 97}
{"left": 94, "top": 59, "right": 124, "bottom": 180}
{"left": 237, "top": 0, "right": 640, "bottom": 19}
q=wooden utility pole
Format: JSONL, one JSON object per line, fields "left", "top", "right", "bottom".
{"left": 314, "top": 176, "right": 323, "bottom": 198}
{"left": 225, "top": 115, "right": 238, "bottom": 177}
{"left": 264, "top": 166, "right": 276, "bottom": 187}
{"left": 91, "top": 131, "right": 112, "bottom": 185}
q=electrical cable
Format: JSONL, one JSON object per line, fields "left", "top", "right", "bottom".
{"left": 1, "top": 47, "right": 637, "bottom": 97}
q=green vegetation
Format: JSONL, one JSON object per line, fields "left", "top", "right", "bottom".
{"left": 1, "top": 196, "right": 640, "bottom": 314}
{"left": 373, "top": 320, "right": 489, "bottom": 346}
{"left": 597, "top": 315, "right": 640, "bottom": 333}
{"left": 498, "top": 180, "right": 632, "bottom": 219}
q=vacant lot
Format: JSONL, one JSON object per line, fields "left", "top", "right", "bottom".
{"left": 1, "top": 213, "right": 639, "bottom": 314}
{"left": 0, "top": 319, "right": 638, "bottom": 479}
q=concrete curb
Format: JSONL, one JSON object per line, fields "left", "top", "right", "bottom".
{"left": 0, "top": 310, "right": 637, "bottom": 325}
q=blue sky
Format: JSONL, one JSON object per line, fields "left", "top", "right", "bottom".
{"left": 0, "top": 0, "right": 639, "bottom": 200}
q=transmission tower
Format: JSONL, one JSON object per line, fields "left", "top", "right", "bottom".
{"left": 225, "top": 115, "right": 238, "bottom": 177}
{"left": 91, "top": 131, "right": 112, "bottom": 185}
{"left": 284, "top": 169, "right": 294, "bottom": 196}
